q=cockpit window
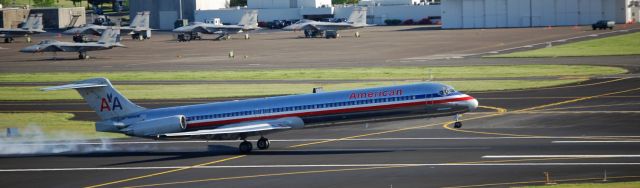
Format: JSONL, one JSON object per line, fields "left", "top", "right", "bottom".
{"left": 38, "top": 40, "right": 52, "bottom": 45}
{"left": 439, "top": 87, "right": 456, "bottom": 96}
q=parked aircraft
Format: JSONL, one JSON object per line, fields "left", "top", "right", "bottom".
{"left": 283, "top": 7, "right": 370, "bottom": 38}
{"left": 20, "top": 28, "right": 124, "bottom": 59}
{"left": 172, "top": 10, "right": 259, "bottom": 41}
{"left": 63, "top": 11, "right": 152, "bottom": 41}
{"left": 0, "top": 14, "right": 45, "bottom": 43}
{"left": 43, "top": 78, "right": 478, "bottom": 153}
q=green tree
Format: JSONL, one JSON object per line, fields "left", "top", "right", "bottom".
{"left": 70, "top": 0, "right": 83, "bottom": 6}
{"left": 33, "top": 0, "right": 56, "bottom": 7}
{"left": 332, "top": 0, "right": 358, "bottom": 4}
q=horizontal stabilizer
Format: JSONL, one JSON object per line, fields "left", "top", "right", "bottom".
{"left": 41, "top": 83, "right": 107, "bottom": 91}
{"left": 162, "top": 123, "right": 291, "bottom": 137}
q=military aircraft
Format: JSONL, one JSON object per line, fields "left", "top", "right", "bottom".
{"left": 42, "top": 78, "right": 478, "bottom": 153}
{"left": 283, "top": 7, "right": 370, "bottom": 39}
{"left": 63, "top": 11, "right": 152, "bottom": 42}
{"left": 0, "top": 14, "right": 45, "bottom": 43}
{"left": 172, "top": 10, "right": 259, "bottom": 41}
{"left": 20, "top": 28, "right": 124, "bottom": 59}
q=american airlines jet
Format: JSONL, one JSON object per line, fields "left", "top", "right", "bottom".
{"left": 43, "top": 78, "right": 478, "bottom": 153}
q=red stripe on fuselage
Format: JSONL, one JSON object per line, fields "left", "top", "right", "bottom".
{"left": 187, "top": 96, "right": 475, "bottom": 128}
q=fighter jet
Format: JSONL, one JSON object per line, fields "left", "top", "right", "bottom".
{"left": 172, "top": 10, "right": 259, "bottom": 41}
{"left": 63, "top": 11, "right": 152, "bottom": 41}
{"left": 0, "top": 14, "right": 45, "bottom": 43}
{"left": 20, "top": 28, "right": 124, "bottom": 59}
{"left": 43, "top": 77, "right": 478, "bottom": 153}
{"left": 283, "top": 7, "right": 370, "bottom": 39}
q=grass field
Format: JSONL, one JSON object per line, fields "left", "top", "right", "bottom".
{"left": 0, "top": 79, "right": 585, "bottom": 101}
{"left": 0, "top": 113, "right": 123, "bottom": 140}
{"left": 520, "top": 181, "right": 640, "bottom": 188}
{"left": 0, "top": 65, "right": 625, "bottom": 82}
{"left": 488, "top": 32, "right": 640, "bottom": 58}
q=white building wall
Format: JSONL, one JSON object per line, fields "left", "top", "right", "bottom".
{"left": 248, "top": 0, "right": 292, "bottom": 9}
{"left": 298, "top": 0, "right": 332, "bottom": 8}
{"left": 197, "top": 5, "right": 440, "bottom": 25}
{"left": 359, "top": 0, "right": 421, "bottom": 6}
{"left": 443, "top": 0, "right": 627, "bottom": 29}
{"left": 196, "top": 0, "right": 229, "bottom": 10}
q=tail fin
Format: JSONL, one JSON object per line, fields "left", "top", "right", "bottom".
{"left": 42, "top": 78, "right": 145, "bottom": 120}
{"left": 98, "top": 28, "right": 121, "bottom": 44}
{"left": 347, "top": 7, "right": 367, "bottom": 26}
{"left": 21, "top": 13, "right": 43, "bottom": 30}
{"left": 237, "top": 10, "right": 258, "bottom": 29}
{"left": 129, "top": 11, "right": 150, "bottom": 29}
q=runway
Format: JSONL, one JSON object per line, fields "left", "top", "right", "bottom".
{"left": 1, "top": 77, "right": 639, "bottom": 187}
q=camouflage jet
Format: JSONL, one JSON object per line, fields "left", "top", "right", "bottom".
{"left": 283, "top": 7, "right": 370, "bottom": 39}
{"left": 63, "top": 11, "right": 152, "bottom": 41}
{"left": 0, "top": 14, "right": 46, "bottom": 43}
{"left": 173, "top": 10, "right": 259, "bottom": 41}
{"left": 20, "top": 28, "right": 124, "bottom": 59}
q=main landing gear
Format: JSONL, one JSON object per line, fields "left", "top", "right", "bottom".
{"left": 238, "top": 136, "right": 270, "bottom": 153}
{"left": 453, "top": 114, "right": 463, "bottom": 129}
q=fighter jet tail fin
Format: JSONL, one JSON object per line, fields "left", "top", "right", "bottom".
{"left": 130, "top": 11, "right": 150, "bottom": 29}
{"left": 42, "top": 78, "right": 146, "bottom": 120}
{"left": 98, "top": 28, "right": 121, "bottom": 44}
{"left": 347, "top": 7, "right": 367, "bottom": 26}
{"left": 237, "top": 10, "right": 259, "bottom": 29}
{"left": 21, "top": 13, "right": 44, "bottom": 31}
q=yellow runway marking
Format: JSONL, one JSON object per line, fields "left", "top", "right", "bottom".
{"left": 471, "top": 77, "right": 627, "bottom": 94}
{"left": 123, "top": 166, "right": 408, "bottom": 188}
{"left": 85, "top": 155, "right": 246, "bottom": 188}
{"left": 539, "top": 102, "right": 640, "bottom": 111}
{"left": 442, "top": 175, "right": 640, "bottom": 188}
{"left": 514, "top": 87, "right": 640, "bottom": 112}
{"left": 289, "top": 106, "right": 504, "bottom": 148}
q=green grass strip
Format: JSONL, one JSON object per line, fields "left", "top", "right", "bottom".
{"left": 488, "top": 32, "right": 640, "bottom": 57}
{"left": 0, "top": 65, "right": 625, "bottom": 82}
{"left": 0, "top": 79, "right": 584, "bottom": 101}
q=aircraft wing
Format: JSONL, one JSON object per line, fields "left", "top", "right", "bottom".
{"left": 64, "top": 27, "right": 103, "bottom": 35}
{"left": 40, "top": 45, "right": 65, "bottom": 52}
{"left": 162, "top": 123, "right": 291, "bottom": 137}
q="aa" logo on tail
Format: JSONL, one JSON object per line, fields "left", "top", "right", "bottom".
{"left": 100, "top": 93, "right": 122, "bottom": 112}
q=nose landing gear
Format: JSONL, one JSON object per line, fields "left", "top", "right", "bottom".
{"left": 453, "top": 114, "right": 462, "bottom": 129}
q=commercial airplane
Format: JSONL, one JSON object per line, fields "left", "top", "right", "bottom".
{"left": 283, "top": 7, "right": 370, "bottom": 39}
{"left": 20, "top": 28, "right": 124, "bottom": 59}
{"left": 43, "top": 78, "right": 478, "bottom": 153}
{"left": 0, "top": 13, "right": 45, "bottom": 43}
{"left": 63, "top": 11, "right": 152, "bottom": 41}
{"left": 172, "top": 10, "right": 259, "bottom": 41}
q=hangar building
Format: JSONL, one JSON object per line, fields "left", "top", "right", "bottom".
{"left": 442, "top": 0, "right": 632, "bottom": 29}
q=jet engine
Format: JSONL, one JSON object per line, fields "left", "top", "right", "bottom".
{"left": 122, "top": 115, "right": 187, "bottom": 137}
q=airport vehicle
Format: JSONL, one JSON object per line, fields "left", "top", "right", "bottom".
{"left": 63, "top": 11, "right": 152, "bottom": 41}
{"left": 173, "top": 10, "right": 259, "bottom": 41}
{"left": 42, "top": 78, "right": 478, "bottom": 153}
{"left": 283, "top": 7, "right": 370, "bottom": 39}
{"left": 0, "top": 14, "right": 45, "bottom": 43}
{"left": 592, "top": 20, "right": 615, "bottom": 30}
{"left": 20, "top": 28, "right": 124, "bottom": 59}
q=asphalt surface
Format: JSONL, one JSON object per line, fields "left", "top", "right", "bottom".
{"left": 1, "top": 77, "right": 639, "bottom": 188}
{"left": 0, "top": 25, "right": 638, "bottom": 72}
{"left": 1, "top": 25, "right": 640, "bottom": 187}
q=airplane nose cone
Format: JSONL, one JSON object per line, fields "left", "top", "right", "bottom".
{"left": 467, "top": 97, "right": 479, "bottom": 111}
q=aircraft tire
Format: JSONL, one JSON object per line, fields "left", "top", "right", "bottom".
{"left": 453, "top": 122, "right": 462, "bottom": 129}
{"left": 3, "top": 38, "right": 8, "bottom": 43}
{"left": 239, "top": 140, "right": 253, "bottom": 153}
{"left": 78, "top": 52, "right": 88, "bottom": 59}
{"left": 257, "top": 137, "right": 270, "bottom": 150}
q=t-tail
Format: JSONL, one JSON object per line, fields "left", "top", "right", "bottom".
{"left": 42, "top": 78, "right": 145, "bottom": 120}
{"left": 238, "top": 10, "right": 259, "bottom": 30}
{"left": 98, "top": 28, "right": 123, "bottom": 46}
{"left": 21, "top": 13, "right": 44, "bottom": 31}
{"left": 347, "top": 7, "right": 367, "bottom": 26}
{"left": 129, "top": 11, "right": 150, "bottom": 29}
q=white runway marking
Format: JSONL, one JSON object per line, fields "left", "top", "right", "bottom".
{"left": 553, "top": 140, "right": 640, "bottom": 143}
{"left": 3, "top": 163, "right": 640, "bottom": 172}
{"left": 5, "top": 136, "right": 640, "bottom": 146}
{"left": 483, "top": 155, "right": 640, "bottom": 159}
